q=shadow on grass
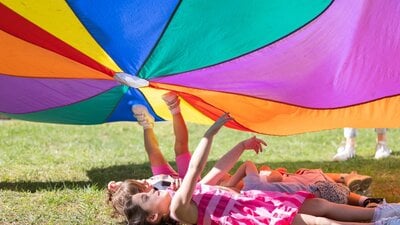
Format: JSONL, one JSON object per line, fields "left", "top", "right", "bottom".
{"left": 2, "top": 158, "right": 399, "bottom": 194}
{"left": 0, "top": 181, "right": 92, "bottom": 192}
{"left": 0, "top": 162, "right": 151, "bottom": 192}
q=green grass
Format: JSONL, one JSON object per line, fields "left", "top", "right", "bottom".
{"left": 1, "top": 120, "right": 399, "bottom": 224}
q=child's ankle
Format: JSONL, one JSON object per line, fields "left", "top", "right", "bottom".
{"left": 169, "top": 103, "right": 181, "bottom": 115}
{"left": 162, "top": 92, "right": 181, "bottom": 115}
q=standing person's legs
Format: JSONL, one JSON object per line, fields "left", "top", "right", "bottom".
{"left": 333, "top": 128, "right": 357, "bottom": 161}
{"left": 376, "top": 129, "right": 387, "bottom": 143}
{"left": 132, "top": 105, "right": 177, "bottom": 176}
{"left": 162, "top": 92, "right": 191, "bottom": 178}
{"left": 374, "top": 128, "right": 391, "bottom": 159}
{"left": 344, "top": 128, "right": 357, "bottom": 146}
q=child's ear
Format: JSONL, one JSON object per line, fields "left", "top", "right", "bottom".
{"left": 147, "top": 213, "right": 161, "bottom": 223}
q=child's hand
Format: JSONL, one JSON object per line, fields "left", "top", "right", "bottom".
{"left": 275, "top": 167, "right": 287, "bottom": 175}
{"left": 169, "top": 178, "right": 182, "bottom": 191}
{"left": 240, "top": 136, "right": 267, "bottom": 154}
{"left": 295, "top": 168, "right": 309, "bottom": 175}
{"left": 259, "top": 165, "right": 272, "bottom": 171}
{"left": 204, "top": 113, "right": 232, "bottom": 137}
{"left": 107, "top": 181, "right": 122, "bottom": 193}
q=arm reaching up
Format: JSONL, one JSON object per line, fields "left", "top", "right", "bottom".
{"left": 170, "top": 114, "right": 232, "bottom": 224}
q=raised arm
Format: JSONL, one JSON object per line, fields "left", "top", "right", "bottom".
{"left": 170, "top": 114, "right": 232, "bottom": 224}
{"left": 200, "top": 136, "right": 267, "bottom": 185}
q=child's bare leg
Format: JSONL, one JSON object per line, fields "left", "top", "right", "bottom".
{"left": 132, "top": 105, "right": 169, "bottom": 167}
{"left": 325, "top": 173, "right": 344, "bottom": 183}
{"left": 162, "top": 92, "right": 189, "bottom": 156}
{"left": 172, "top": 112, "right": 189, "bottom": 156}
{"left": 143, "top": 128, "right": 169, "bottom": 166}
{"left": 347, "top": 192, "right": 363, "bottom": 206}
{"left": 163, "top": 92, "right": 191, "bottom": 177}
{"left": 292, "top": 214, "right": 372, "bottom": 225}
{"left": 299, "top": 198, "right": 374, "bottom": 222}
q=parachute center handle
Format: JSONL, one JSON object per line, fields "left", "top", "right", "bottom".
{"left": 114, "top": 72, "right": 149, "bottom": 88}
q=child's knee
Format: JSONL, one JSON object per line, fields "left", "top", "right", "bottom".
{"left": 294, "top": 214, "right": 335, "bottom": 225}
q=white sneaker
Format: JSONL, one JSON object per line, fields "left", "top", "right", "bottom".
{"left": 333, "top": 144, "right": 355, "bottom": 161}
{"left": 374, "top": 142, "right": 392, "bottom": 159}
{"left": 373, "top": 203, "right": 400, "bottom": 222}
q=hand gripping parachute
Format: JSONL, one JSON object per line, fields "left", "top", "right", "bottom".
{"left": 1, "top": 0, "right": 400, "bottom": 135}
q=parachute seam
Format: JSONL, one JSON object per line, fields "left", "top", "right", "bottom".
{"left": 103, "top": 86, "right": 129, "bottom": 123}
{"left": 135, "top": 1, "right": 183, "bottom": 77}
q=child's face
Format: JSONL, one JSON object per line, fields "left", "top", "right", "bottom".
{"left": 130, "top": 188, "right": 171, "bottom": 215}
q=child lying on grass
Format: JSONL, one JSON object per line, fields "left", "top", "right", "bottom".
{"left": 121, "top": 114, "right": 400, "bottom": 225}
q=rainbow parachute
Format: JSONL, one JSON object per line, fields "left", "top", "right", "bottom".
{"left": 1, "top": 0, "right": 400, "bottom": 135}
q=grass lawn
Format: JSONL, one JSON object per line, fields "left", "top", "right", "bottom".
{"left": 1, "top": 120, "right": 399, "bottom": 224}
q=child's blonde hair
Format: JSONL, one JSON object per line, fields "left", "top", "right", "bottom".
{"left": 107, "top": 179, "right": 147, "bottom": 218}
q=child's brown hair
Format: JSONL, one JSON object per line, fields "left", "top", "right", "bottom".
{"left": 107, "top": 179, "right": 148, "bottom": 218}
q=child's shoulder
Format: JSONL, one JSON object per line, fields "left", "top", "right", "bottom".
{"left": 169, "top": 194, "right": 198, "bottom": 225}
